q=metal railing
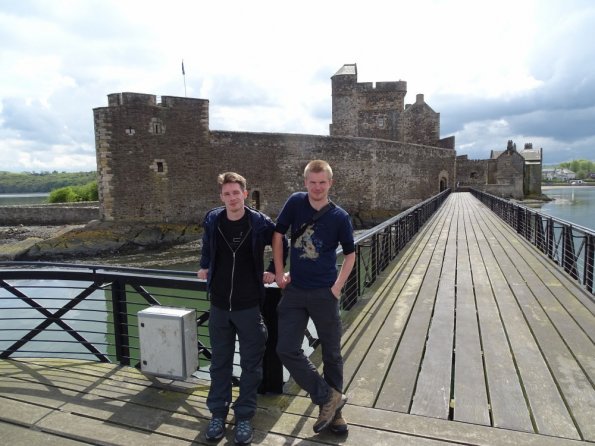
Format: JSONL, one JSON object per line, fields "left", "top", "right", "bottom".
{"left": 0, "top": 188, "right": 451, "bottom": 388}
{"left": 470, "top": 188, "right": 594, "bottom": 297}
{"left": 339, "top": 188, "right": 451, "bottom": 311}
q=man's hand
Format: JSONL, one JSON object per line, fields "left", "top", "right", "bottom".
{"left": 330, "top": 283, "right": 342, "bottom": 300}
{"left": 275, "top": 272, "right": 291, "bottom": 289}
{"left": 197, "top": 268, "right": 208, "bottom": 280}
{"left": 263, "top": 271, "right": 275, "bottom": 284}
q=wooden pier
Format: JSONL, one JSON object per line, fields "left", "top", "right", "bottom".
{"left": 1, "top": 192, "right": 594, "bottom": 445}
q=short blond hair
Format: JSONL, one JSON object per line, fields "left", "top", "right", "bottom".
{"left": 304, "top": 160, "right": 333, "bottom": 179}
{"left": 217, "top": 172, "right": 247, "bottom": 191}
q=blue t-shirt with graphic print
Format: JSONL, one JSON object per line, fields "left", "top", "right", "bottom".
{"left": 275, "top": 192, "right": 355, "bottom": 289}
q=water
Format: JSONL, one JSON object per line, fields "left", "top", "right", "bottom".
{"left": 0, "top": 193, "right": 49, "bottom": 205}
{"left": 539, "top": 186, "right": 595, "bottom": 231}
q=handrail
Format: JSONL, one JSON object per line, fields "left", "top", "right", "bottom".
{"left": 0, "top": 188, "right": 452, "bottom": 389}
{"left": 340, "top": 188, "right": 451, "bottom": 310}
{"left": 470, "top": 188, "right": 594, "bottom": 297}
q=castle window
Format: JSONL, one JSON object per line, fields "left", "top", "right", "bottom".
{"left": 150, "top": 159, "right": 167, "bottom": 175}
{"left": 251, "top": 190, "right": 261, "bottom": 210}
{"left": 125, "top": 127, "right": 136, "bottom": 136}
{"left": 377, "top": 117, "right": 385, "bottom": 128}
{"left": 470, "top": 172, "right": 478, "bottom": 179}
{"left": 149, "top": 117, "right": 165, "bottom": 135}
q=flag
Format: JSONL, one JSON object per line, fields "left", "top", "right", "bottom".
{"left": 182, "top": 60, "right": 185, "bottom": 76}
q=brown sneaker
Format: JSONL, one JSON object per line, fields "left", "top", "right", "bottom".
{"left": 313, "top": 388, "right": 347, "bottom": 433}
{"left": 330, "top": 410, "right": 348, "bottom": 434}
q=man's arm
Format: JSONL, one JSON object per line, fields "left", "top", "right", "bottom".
{"left": 272, "top": 231, "right": 290, "bottom": 288}
{"left": 331, "top": 252, "right": 355, "bottom": 299}
{"left": 196, "top": 214, "right": 211, "bottom": 280}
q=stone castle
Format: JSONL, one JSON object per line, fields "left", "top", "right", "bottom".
{"left": 93, "top": 63, "right": 541, "bottom": 225}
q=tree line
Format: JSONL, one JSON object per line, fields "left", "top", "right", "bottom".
{"left": 0, "top": 171, "right": 97, "bottom": 193}
{"left": 558, "top": 160, "right": 594, "bottom": 180}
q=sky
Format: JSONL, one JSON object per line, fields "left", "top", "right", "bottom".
{"left": 1, "top": 0, "right": 594, "bottom": 172}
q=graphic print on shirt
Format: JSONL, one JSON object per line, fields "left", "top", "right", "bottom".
{"left": 295, "top": 225, "right": 321, "bottom": 259}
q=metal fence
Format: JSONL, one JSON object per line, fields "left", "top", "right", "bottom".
{"left": 0, "top": 188, "right": 451, "bottom": 389}
{"left": 340, "top": 188, "right": 451, "bottom": 311}
{"left": 470, "top": 188, "right": 594, "bottom": 297}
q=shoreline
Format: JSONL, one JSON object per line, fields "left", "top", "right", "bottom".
{"left": 0, "top": 221, "right": 201, "bottom": 262}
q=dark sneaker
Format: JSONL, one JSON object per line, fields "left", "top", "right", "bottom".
{"left": 205, "top": 417, "right": 225, "bottom": 441}
{"left": 330, "top": 409, "right": 349, "bottom": 434}
{"left": 234, "top": 419, "right": 254, "bottom": 445}
{"left": 313, "top": 388, "right": 347, "bottom": 433}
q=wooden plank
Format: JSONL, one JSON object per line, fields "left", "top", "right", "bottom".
{"left": 344, "top": 200, "right": 454, "bottom": 407}
{"left": 468, "top": 196, "right": 581, "bottom": 440}
{"left": 461, "top": 194, "right": 533, "bottom": 432}
{"left": 0, "top": 420, "right": 92, "bottom": 446}
{"left": 476, "top": 203, "right": 595, "bottom": 441}
{"left": 340, "top": 404, "right": 587, "bottom": 446}
{"left": 452, "top": 202, "right": 490, "bottom": 425}
{"left": 283, "top": 391, "right": 588, "bottom": 446}
{"left": 1, "top": 363, "right": 458, "bottom": 446}
{"left": 410, "top": 203, "right": 457, "bottom": 419}
{"left": 376, "top": 197, "right": 453, "bottom": 411}
{"left": 478, "top": 207, "right": 595, "bottom": 381}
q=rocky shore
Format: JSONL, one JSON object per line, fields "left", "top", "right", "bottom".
{"left": 0, "top": 221, "right": 202, "bottom": 262}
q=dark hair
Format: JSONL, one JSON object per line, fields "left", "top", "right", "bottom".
{"left": 217, "top": 172, "right": 247, "bottom": 191}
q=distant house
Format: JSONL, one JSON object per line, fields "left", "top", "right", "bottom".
{"left": 489, "top": 141, "right": 542, "bottom": 197}
{"left": 456, "top": 140, "right": 543, "bottom": 199}
{"left": 542, "top": 168, "right": 577, "bottom": 181}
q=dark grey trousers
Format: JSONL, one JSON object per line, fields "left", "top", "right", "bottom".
{"left": 276, "top": 284, "right": 343, "bottom": 406}
{"left": 207, "top": 305, "right": 267, "bottom": 420}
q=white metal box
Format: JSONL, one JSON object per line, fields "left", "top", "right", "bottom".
{"left": 138, "top": 306, "right": 198, "bottom": 380}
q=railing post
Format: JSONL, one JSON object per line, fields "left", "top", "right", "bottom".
{"left": 547, "top": 218, "right": 554, "bottom": 260}
{"left": 535, "top": 214, "right": 546, "bottom": 253}
{"left": 585, "top": 235, "right": 594, "bottom": 294}
{"left": 515, "top": 205, "right": 522, "bottom": 234}
{"left": 259, "top": 287, "right": 283, "bottom": 394}
{"left": 342, "top": 266, "right": 359, "bottom": 311}
{"left": 562, "top": 226, "right": 579, "bottom": 280}
{"left": 371, "top": 234, "right": 378, "bottom": 283}
{"left": 111, "top": 279, "right": 130, "bottom": 366}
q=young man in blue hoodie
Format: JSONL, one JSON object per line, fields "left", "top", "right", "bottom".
{"left": 198, "top": 172, "right": 286, "bottom": 445}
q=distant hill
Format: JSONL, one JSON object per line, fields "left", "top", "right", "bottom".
{"left": 0, "top": 171, "right": 97, "bottom": 193}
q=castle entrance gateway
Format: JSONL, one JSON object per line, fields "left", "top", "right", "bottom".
{"left": 439, "top": 170, "right": 449, "bottom": 192}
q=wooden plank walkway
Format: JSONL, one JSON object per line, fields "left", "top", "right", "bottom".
{"left": 1, "top": 192, "right": 594, "bottom": 445}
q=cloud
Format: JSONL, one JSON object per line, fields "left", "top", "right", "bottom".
{"left": 1, "top": 0, "right": 594, "bottom": 172}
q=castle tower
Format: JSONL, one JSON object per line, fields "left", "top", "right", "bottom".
{"left": 93, "top": 93, "right": 210, "bottom": 222}
{"left": 330, "top": 63, "right": 408, "bottom": 141}
{"left": 330, "top": 64, "right": 359, "bottom": 136}
{"left": 402, "top": 94, "right": 440, "bottom": 146}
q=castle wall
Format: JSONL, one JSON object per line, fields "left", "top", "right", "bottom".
{"left": 455, "top": 156, "right": 490, "bottom": 187}
{"left": 208, "top": 132, "right": 455, "bottom": 222}
{"left": 93, "top": 105, "right": 455, "bottom": 225}
{"left": 0, "top": 202, "right": 99, "bottom": 225}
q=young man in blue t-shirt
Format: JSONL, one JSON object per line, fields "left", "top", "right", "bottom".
{"left": 272, "top": 159, "right": 356, "bottom": 434}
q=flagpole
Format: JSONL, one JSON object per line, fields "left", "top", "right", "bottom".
{"left": 182, "top": 59, "right": 187, "bottom": 97}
